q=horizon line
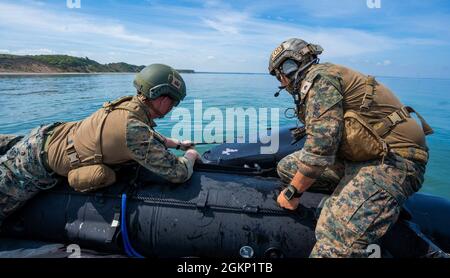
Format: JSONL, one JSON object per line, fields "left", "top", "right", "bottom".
{"left": 1, "top": 70, "right": 449, "bottom": 81}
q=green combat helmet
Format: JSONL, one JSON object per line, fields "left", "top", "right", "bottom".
{"left": 133, "top": 64, "right": 186, "bottom": 106}
{"left": 268, "top": 38, "right": 323, "bottom": 76}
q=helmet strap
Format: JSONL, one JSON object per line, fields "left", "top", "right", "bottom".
{"left": 285, "top": 57, "right": 319, "bottom": 118}
{"left": 273, "top": 57, "right": 319, "bottom": 100}
{"left": 292, "top": 57, "right": 319, "bottom": 91}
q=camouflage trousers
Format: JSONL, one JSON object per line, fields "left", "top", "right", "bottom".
{"left": 0, "top": 125, "right": 58, "bottom": 227}
{"left": 310, "top": 154, "right": 425, "bottom": 258}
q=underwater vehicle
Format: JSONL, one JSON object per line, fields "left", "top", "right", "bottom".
{"left": 0, "top": 127, "right": 449, "bottom": 258}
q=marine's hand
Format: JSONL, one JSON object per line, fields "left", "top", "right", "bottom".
{"left": 184, "top": 148, "right": 201, "bottom": 162}
{"left": 277, "top": 189, "right": 301, "bottom": 210}
{"left": 179, "top": 140, "right": 195, "bottom": 151}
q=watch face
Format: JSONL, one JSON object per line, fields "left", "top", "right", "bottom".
{"left": 284, "top": 187, "right": 295, "bottom": 200}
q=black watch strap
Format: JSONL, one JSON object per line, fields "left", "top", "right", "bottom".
{"left": 293, "top": 191, "right": 303, "bottom": 198}
{"left": 291, "top": 186, "right": 303, "bottom": 197}
{"left": 284, "top": 184, "right": 303, "bottom": 200}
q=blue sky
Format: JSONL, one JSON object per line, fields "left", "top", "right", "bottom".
{"left": 0, "top": 0, "right": 449, "bottom": 77}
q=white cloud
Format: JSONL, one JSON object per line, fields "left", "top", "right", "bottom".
{"left": 0, "top": 48, "right": 55, "bottom": 55}
{"left": 401, "top": 38, "right": 447, "bottom": 46}
{"left": 203, "top": 18, "right": 239, "bottom": 35}
{"left": 0, "top": 3, "right": 152, "bottom": 44}
{"left": 13, "top": 48, "right": 56, "bottom": 55}
{"left": 0, "top": 1, "right": 446, "bottom": 74}
{"left": 377, "top": 60, "right": 392, "bottom": 66}
{"left": 233, "top": 20, "right": 398, "bottom": 58}
{"left": 204, "top": 0, "right": 228, "bottom": 9}
{"left": 246, "top": 0, "right": 369, "bottom": 19}
{"left": 202, "top": 11, "right": 249, "bottom": 35}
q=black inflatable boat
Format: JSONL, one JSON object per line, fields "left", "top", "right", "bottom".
{"left": 1, "top": 127, "right": 449, "bottom": 258}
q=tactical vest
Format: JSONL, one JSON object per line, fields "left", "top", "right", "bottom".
{"left": 63, "top": 95, "right": 157, "bottom": 192}
{"left": 298, "top": 63, "right": 433, "bottom": 164}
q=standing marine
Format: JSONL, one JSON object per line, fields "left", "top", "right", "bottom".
{"left": 269, "top": 38, "right": 433, "bottom": 257}
{"left": 0, "top": 64, "right": 200, "bottom": 227}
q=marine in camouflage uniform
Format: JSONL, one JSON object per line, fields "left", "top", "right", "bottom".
{"left": 269, "top": 39, "right": 432, "bottom": 257}
{"left": 0, "top": 64, "right": 199, "bottom": 226}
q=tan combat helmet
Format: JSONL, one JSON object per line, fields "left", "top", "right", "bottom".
{"left": 268, "top": 38, "right": 323, "bottom": 77}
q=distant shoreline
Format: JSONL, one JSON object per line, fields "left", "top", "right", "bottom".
{"left": 0, "top": 72, "right": 137, "bottom": 76}
{"left": 0, "top": 72, "right": 448, "bottom": 80}
{"left": 0, "top": 71, "right": 267, "bottom": 76}
{"left": 0, "top": 54, "right": 196, "bottom": 75}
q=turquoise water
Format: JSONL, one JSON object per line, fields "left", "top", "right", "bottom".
{"left": 0, "top": 73, "right": 449, "bottom": 199}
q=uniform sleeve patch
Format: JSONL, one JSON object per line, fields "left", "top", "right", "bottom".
{"left": 307, "top": 75, "right": 343, "bottom": 119}
{"left": 301, "top": 81, "right": 313, "bottom": 96}
{"left": 300, "top": 73, "right": 321, "bottom": 100}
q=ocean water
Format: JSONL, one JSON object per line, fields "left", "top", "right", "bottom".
{"left": 0, "top": 73, "right": 449, "bottom": 199}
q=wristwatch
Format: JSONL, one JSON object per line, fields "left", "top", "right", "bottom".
{"left": 284, "top": 184, "right": 303, "bottom": 201}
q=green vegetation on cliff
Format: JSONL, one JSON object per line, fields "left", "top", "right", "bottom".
{"left": 0, "top": 54, "right": 194, "bottom": 73}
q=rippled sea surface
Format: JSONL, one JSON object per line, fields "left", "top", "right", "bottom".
{"left": 1, "top": 73, "right": 449, "bottom": 199}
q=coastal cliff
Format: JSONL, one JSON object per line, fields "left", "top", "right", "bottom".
{"left": 0, "top": 54, "right": 194, "bottom": 74}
